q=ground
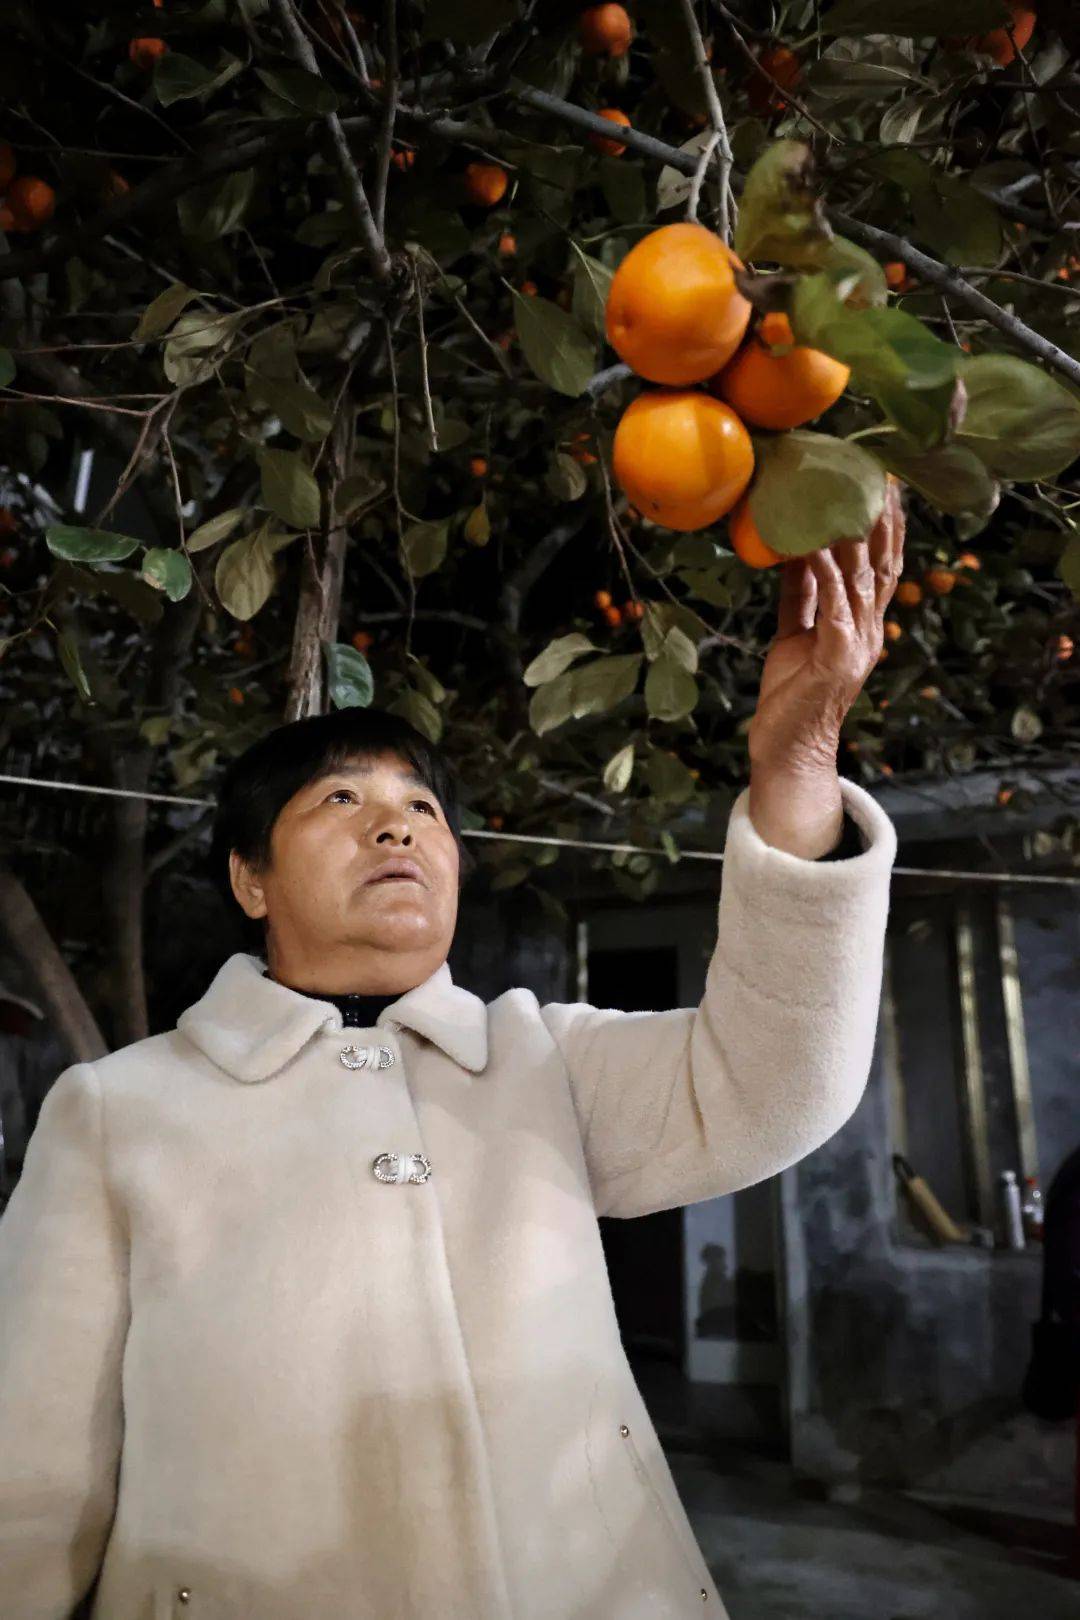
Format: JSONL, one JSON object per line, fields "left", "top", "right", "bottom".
{"left": 670, "top": 1445, "right": 1079, "bottom": 1620}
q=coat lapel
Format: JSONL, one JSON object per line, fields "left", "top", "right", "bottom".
{"left": 176, "top": 952, "right": 488, "bottom": 1083}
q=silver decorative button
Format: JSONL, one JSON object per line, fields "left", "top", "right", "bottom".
{"left": 339, "top": 1044, "right": 395, "bottom": 1070}
{"left": 372, "top": 1151, "right": 432, "bottom": 1184}
{"left": 177, "top": 1591, "right": 191, "bottom": 1605}
{"left": 619, "top": 1424, "right": 630, "bottom": 1436}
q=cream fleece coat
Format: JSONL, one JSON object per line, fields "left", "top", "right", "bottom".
{"left": 0, "top": 778, "right": 897, "bottom": 1620}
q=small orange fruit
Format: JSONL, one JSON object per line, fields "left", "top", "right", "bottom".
{"left": 497, "top": 231, "right": 516, "bottom": 255}
{"left": 605, "top": 222, "right": 752, "bottom": 386}
{"left": 579, "top": 4, "right": 633, "bottom": 57}
{"left": 880, "top": 763, "right": 894, "bottom": 777}
{"left": 488, "top": 813, "right": 504, "bottom": 830}
{"left": 924, "top": 567, "right": 957, "bottom": 596}
{"left": 129, "top": 37, "right": 168, "bottom": 70}
{"left": 0, "top": 507, "right": 17, "bottom": 535}
{"left": 469, "top": 455, "right": 489, "bottom": 478}
{"left": 104, "top": 169, "right": 130, "bottom": 200}
{"left": 969, "top": 3, "right": 1036, "bottom": 66}
{"left": 390, "top": 148, "right": 415, "bottom": 170}
{"left": 228, "top": 686, "right": 245, "bottom": 705}
{"left": 883, "top": 619, "right": 902, "bottom": 641}
{"left": 997, "top": 785, "right": 1014, "bottom": 805}
{"left": 895, "top": 581, "right": 923, "bottom": 607}
{"left": 714, "top": 311, "right": 850, "bottom": 430}
{"left": 568, "top": 430, "right": 596, "bottom": 465}
{"left": 747, "top": 45, "right": 801, "bottom": 115}
{"left": 589, "top": 109, "right": 632, "bottom": 157}
{"left": 624, "top": 599, "right": 645, "bottom": 621}
{"left": 6, "top": 176, "right": 56, "bottom": 232}
{"left": 614, "top": 391, "right": 753, "bottom": 531}
{"left": 594, "top": 589, "right": 613, "bottom": 610}
{"left": 603, "top": 604, "right": 623, "bottom": 626}
{"left": 463, "top": 162, "right": 508, "bottom": 207}
{"left": 956, "top": 552, "right": 981, "bottom": 570}
{"left": 351, "top": 630, "right": 374, "bottom": 652}
{"left": 876, "top": 647, "right": 889, "bottom": 663}
{"left": 918, "top": 685, "right": 940, "bottom": 700}
{"left": 728, "top": 496, "right": 784, "bottom": 569}
{"left": 1055, "top": 634, "right": 1073, "bottom": 662}
{"left": 520, "top": 279, "right": 538, "bottom": 296}
{"left": 0, "top": 142, "right": 16, "bottom": 189}
{"left": 495, "top": 330, "right": 514, "bottom": 351}
{"left": 884, "top": 261, "right": 913, "bottom": 293}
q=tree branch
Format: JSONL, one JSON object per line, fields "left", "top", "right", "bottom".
{"left": 270, "top": 0, "right": 393, "bottom": 284}
{"left": 510, "top": 80, "right": 1080, "bottom": 391}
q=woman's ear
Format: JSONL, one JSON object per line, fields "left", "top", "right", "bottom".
{"left": 229, "top": 848, "right": 268, "bottom": 921}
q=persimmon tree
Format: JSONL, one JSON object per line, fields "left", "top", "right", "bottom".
{"left": 0, "top": 0, "right": 1078, "bottom": 1038}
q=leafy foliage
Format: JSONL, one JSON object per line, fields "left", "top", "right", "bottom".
{"left": 0, "top": 0, "right": 1077, "bottom": 915}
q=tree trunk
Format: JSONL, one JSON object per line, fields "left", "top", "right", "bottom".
{"left": 0, "top": 864, "right": 108, "bottom": 1061}
{"left": 285, "top": 407, "right": 355, "bottom": 721}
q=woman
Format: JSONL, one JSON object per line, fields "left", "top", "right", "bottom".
{"left": 0, "top": 490, "right": 904, "bottom": 1619}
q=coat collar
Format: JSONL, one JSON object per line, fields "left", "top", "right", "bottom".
{"left": 176, "top": 952, "right": 488, "bottom": 1084}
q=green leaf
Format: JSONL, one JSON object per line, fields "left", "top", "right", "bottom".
{"left": 463, "top": 500, "right": 491, "bottom": 546}
{"left": 1058, "top": 536, "right": 1080, "bottom": 600}
{"left": 387, "top": 688, "right": 443, "bottom": 742}
{"left": 333, "top": 471, "right": 386, "bottom": 519}
{"left": 821, "top": 0, "right": 1008, "bottom": 34}
{"left": 733, "top": 140, "right": 833, "bottom": 268}
{"left": 140, "top": 547, "right": 193, "bottom": 602}
{"left": 955, "top": 355, "right": 1080, "bottom": 481}
{"left": 644, "top": 750, "right": 697, "bottom": 804}
{"left": 401, "top": 519, "right": 449, "bottom": 577}
{"left": 569, "top": 241, "right": 614, "bottom": 344}
{"left": 324, "top": 641, "right": 375, "bottom": 709}
{"left": 644, "top": 653, "right": 698, "bottom": 722}
{"left": 523, "top": 632, "right": 600, "bottom": 686}
{"left": 544, "top": 451, "right": 588, "bottom": 502}
{"left": 0, "top": 347, "right": 14, "bottom": 387}
{"left": 259, "top": 448, "right": 321, "bottom": 529}
{"left": 749, "top": 432, "right": 887, "bottom": 555}
{"left": 185, "top": 507, "right": 247, "bottom": 553}
{"left": 155, "top": 50, "right": 244, "bottom": 107}
{"left": 57, "top": 627, "right": 92, "bottom": 704}
{"left": 528, "top": 654, "right": 642, "bottom": 735}
{"left": 45, "top": 526, "right": 141, "bottom": 564}
{"left": 259, "top": 377, "right": 334, "bottom": 442}
{"left": 510, "top": 290, "right": 596, "bottom": 397}
{"left": 820, "top": 237, "right": 888, "bottom": 309}
{"left": 177, "top": 168, "right": 256, "bottom": 241}
{"left": 602, "top": 742, "right": 635, "bottom": 793}
{"left": 215, "top": 527, "right": 278, "bottom": 621}
{"left": 162, "top": 310, "right": 242, "bottom": 386}
{"left": 868, "top": 151, "right": 1002, "bottom": 263}
{"left": 598, "top": 155, "right": 646, "bottom": 225}
{"left": 253, "top": 65, "right": 340, "bottom": 114}
{"left": 134, "top": 283, "right": 201, "bottom": 342}
{"left": 866, "top": 440, "right": 1000, "bottom": 518}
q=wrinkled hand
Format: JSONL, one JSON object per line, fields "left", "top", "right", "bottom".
{"left": 747, "top": 480, "right": 906, "bottom": 775}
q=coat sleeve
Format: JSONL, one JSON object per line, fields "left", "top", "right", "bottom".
{"left": 0, "top": 1060, "right": 129, "bottom": 1619}
{"left": 539, "top": 777, "right": 897, "bottom": 1219}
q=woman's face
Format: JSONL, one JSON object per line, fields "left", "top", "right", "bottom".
{"left": 229, "top": 748, "right": 461, "bottom": 994}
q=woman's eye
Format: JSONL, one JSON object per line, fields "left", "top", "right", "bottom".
{"left": 326, "top": 790, "right": 435, "bottom": 815}
{"left": 412, "top": 800, "right": 436, "bottom": 815}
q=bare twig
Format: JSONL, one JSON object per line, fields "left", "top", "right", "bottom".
{"left": 508, "top": 81, "right": 1080, "bottom": 390}
{"left": 687, "top": 129, "right": 722, "bottom": 225}
{"left": 372, "top": 0, "right": 400, "bottom": 238}
{"left": 270, "top": 0, "right": 394, "bottom": 283}
{"left": 676, "top": 0, "right": 734, "bottom": 240}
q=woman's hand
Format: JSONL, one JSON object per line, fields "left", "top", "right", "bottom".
{"left": 746, "top": 480, "right": 906, "bottom": 857}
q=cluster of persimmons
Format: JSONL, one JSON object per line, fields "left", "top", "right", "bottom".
{"left": 603, "top": 221, "right": 852, "bottom": 569}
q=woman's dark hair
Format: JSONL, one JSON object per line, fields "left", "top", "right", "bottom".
{"left": 208, "top": 707, "right": 474, "bottom": 953}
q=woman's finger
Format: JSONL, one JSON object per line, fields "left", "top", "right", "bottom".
{"left": 776, "top": 556, "right": 816, "bottom": 638}
{"left": 832, "top": 535, "right": 876, "bottom": 630}
{"left": 873, "top": 482, "right": 905, "bottom": 616}
{"left": 808, "top": 545, "right": 854, "bottom": 660}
